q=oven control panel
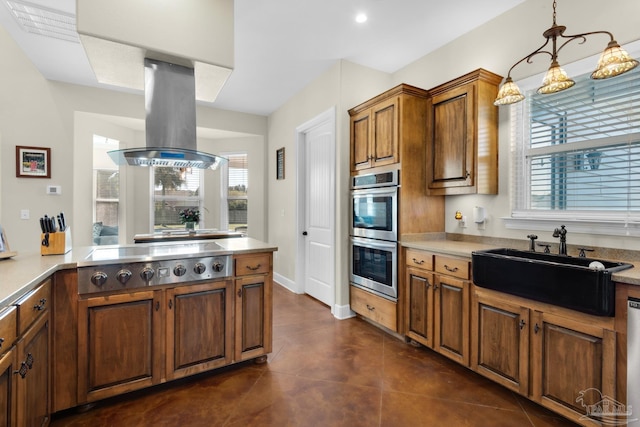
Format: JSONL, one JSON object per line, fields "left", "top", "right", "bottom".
{"left": 78, "top": 255, "right": 233, "bottom": 294}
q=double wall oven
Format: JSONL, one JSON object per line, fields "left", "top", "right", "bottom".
{"left": 349, "top": 170, "right": 399, "bottom": 301}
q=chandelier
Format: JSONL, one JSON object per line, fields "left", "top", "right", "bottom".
{"left": 494, "top": 0, "right": 638, "bottom": 106}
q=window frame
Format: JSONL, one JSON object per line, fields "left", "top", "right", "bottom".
{"left": 219, "top": 152, "right": 248, "bottom": 233}
{"left": 504, "top": 42, "right": 640, "bottom": 237}
{"left": 150, "top": 166, "right": 204, "bottom": 233}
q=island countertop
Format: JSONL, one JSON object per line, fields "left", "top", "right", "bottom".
{"left": 0, "top": 237, "right": 277, "bottom": 311}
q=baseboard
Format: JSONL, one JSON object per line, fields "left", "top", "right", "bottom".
{"left": 334, "top": 303, "right": 356, "bottom": 320}
{"left": 273, "top": 272, "right": 299, "bottom": 294}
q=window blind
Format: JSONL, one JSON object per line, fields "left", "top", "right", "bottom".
{"left": 512, "top": 67, "right": 640, "bottom": 221}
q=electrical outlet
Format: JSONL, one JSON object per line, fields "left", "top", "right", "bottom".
{"left": 20, "top": 209, "right": 30, "bottom": 220}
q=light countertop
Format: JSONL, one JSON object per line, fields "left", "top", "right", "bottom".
{"left": 0, "top": 238, "right": 277, "bottom": 311}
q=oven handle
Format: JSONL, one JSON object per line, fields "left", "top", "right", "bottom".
{"left": 350, "top": 236, "right": 397, "bottom": 251}
{"left": 351, "top": 186, "right": 398, "bottom": 197}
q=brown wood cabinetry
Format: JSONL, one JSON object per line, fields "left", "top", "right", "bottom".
{"left": 0, "top": 307, "right": 17, "bottom": 426}
{"left": 234, "top": 253, "right": 273, "bottom": 362}
{"left": 14, "top": 279, "right": 51, "bottom": 427}
{"left": 166, "top": 281, "right": 234, "bottom": 380}
{"left": 426, "top": 69, "right": 501, "bottom": 195}
{"left": 350, "top": 285, "right": 397, "bottom": 332}
{"left": 405, "top": 250, "right": 470, "bottom": 366}
{"left": 350, "top": 96, "right": 399, "bottom": 172}
{"left": 78, "top": 289, "right": 163, "bottom": 403}
{"left": 472, "top": 286, "right": 616, "bottom": 426}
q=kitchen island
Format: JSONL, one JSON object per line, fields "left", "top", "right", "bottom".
{"left": 0, "top": 237, "right": 277, "bottom": 426}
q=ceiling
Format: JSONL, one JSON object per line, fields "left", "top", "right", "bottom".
{"left": 0, "top": 0, "right": 524, "bottom": 116}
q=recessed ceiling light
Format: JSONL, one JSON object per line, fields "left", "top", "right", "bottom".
{"left": 355, "top": 13, "right": 367, "bottom": 23}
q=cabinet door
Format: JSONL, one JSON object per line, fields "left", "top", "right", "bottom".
{"left": 15, "top": 313, "right": 49, "bottom": 427}
{"left": 350, "top": 109, "right": 372, "bottom": 172}
{"left": 235, "top": 275, "right": 272, "bottom": 362}
{"left": 370, "top": 97, "right": 399, "bottom": 168}
{"left": 78, "top": 290, "right": 162, "bottom": 403}
{"left": 405, "top": 268, "right": 434, "bottom": 348}
{"left": 434, "top": 275, "right": 469, "bottom": 366}
{"left": 530, "top": 310, "right": 616, "bottom": 422}
{"left": 166, "top": 280, "right": 233, "bottom": 380}
{"left": 471, "top": 292, "right": 529, "bottom": 395}
{"left": 0, "top": 346, "right": 16, "bottom": 427}
{"left": 428, "top": 83, "right": 475, "bottom": 193}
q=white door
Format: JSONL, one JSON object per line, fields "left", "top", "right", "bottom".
{"left": 296, "top": 108, "right": 335, "bottom": 308}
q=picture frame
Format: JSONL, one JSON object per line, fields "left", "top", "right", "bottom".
{"left": 276, "top": 147, "right": 285, "bottom": 180}
{"left": 16, "top": 146, "right": 51, "bottom": 178}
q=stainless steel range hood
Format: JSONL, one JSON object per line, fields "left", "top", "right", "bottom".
{"left": 108, "top": 58, "right": 226, "bottom": 170}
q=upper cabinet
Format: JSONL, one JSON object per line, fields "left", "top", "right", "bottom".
{"left": 349, "top": 84, "right": 429, "bottom": 173}
{"left": 426, "top": 69, "right": 502, "bottom": 195}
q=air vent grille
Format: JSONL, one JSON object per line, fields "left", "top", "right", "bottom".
{"left": 6, "top": 0, "right": 79, "bottom": 43}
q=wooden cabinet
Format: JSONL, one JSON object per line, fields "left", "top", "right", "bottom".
{"left": 350, "top": 285, "right": 397, "bottom": 332}
{"left": 404, "top": 250, "right": 470, "bottom": 366}
{"left": 0, "top": 307, "right": 17, "bottom": 427}
{"left": 350, "top": 96, "right": 399, "bottom": 172}
{"left": 78, "top": 289, "right": 163, "bottom": 403}
{"left": 426, "top": 69, "right": 501, "bottom": 195}
{"left": 472, "top": 286, "right": 616, "bottom": 426}
{"left": 166, "top": 281, "right": 234, "bottom": 380}
{"left": 14, "top": 279, "right": 51, "bottom": 427}
{"left": 234, "top": 253, "right": 273, "bottom": 362}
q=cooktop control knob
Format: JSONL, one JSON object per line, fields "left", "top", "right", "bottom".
{"left": 173, "top": 264, "right": 187, "bottom": 276}
{"left": 90, "top": 272, "right": 108, "bottom": 287}
{"left": 194, "top": 263, "right": 206, "bottom": 274}
{"left": 212, "top": 261, "right": 224, "bottom": 272}
{"left": 140, "top": 267, "right": 155, "bottom": 282}
{"left": 116, "top": 269, "right": 132, "bottom": 284}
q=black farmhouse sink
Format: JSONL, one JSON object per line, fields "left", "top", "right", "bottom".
{"left": 472, "top": 248, "right": 633, "bottom": 316}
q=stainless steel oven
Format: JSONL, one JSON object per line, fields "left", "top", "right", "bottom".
{"left": 351, "top": 170, "right": 398, "bottom": 241}
{"left": 350, "top": 236, "right": 397, "bottom": 300}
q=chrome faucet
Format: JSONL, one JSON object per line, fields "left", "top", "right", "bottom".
{"left": 552, "top": 225, "right": 567, "bottom": 255}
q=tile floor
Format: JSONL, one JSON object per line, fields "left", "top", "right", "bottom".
{"left": 51, "top": 284, "right": 581, "bottom": 426}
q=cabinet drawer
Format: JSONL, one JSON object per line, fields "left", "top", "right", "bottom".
{"left": 15, "top": 279, "right": 51, "bottom": 335}
{"left": 434, "top": 256, "right": 470, "bottom": 280}
{"left": 235, "top": 253, "right": 271, "bottom": 277}
{"left": 350, "top": 286, "right": 397, "bottom": 331}
{"left": 405, "top": 249, "right": 433, "bottom": 270}
{"left": 0, "top": 307, "right": 17, "bottom": 354}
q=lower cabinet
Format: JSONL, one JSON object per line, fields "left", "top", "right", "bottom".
{"left": 471, "top": 287, "right": 616, "bottom": 425}
{"left": 350, "top": 285, "right": 397, "bottom": 332}
{"left": 235, "top": 275, "right": 272, "bottom": 362}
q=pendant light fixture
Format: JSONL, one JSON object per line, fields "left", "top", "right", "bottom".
{"left": 494, "top": 0, "right": 638, "bottom": 106}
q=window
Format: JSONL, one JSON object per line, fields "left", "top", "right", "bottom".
{"left": 220, "top": 153, "right": 248, "bottom": 232}
{"left": 510, "top": 67, "right": 640, "bottom": 235}
{"left": 152, "top": 167, "right": 203, "bottom": 231}
{"left": 93, "top": 135, "right": 120, "bottom": 245}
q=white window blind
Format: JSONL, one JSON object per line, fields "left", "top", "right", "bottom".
{"left": 220, "top": 153, "right": 248, "bottom": 232}
{"left": 511, "top": 67, "right": 640, "bottom": 232}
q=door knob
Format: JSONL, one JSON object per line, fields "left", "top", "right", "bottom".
{"left": 302, "top": 231, "right": 308, "bottom": 236}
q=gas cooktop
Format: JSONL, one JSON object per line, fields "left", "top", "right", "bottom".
{"left": 81, "top": 241, "right": 226, "bottom": 265}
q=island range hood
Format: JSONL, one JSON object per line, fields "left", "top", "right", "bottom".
{"left": 108, "top": 58, "right": 226, "bottom": 170}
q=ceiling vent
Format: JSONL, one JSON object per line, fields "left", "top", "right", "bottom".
{"left": 6, "top": 0, "right": 79, "bottom": 43}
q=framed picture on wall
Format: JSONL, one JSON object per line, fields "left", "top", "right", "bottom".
{"left": 276, "top": 147, "right": 285, "bottom": 180}
{"left": 16, "top": 146, "right": 51, "bottom": 178}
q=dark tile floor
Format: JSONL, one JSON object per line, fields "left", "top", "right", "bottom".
{"left": 51, "top": 284, "right": 580, "bottom": 426}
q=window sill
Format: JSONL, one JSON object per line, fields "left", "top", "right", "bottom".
{"left": 502, "top": 216, "right": 640, "bottom": 237}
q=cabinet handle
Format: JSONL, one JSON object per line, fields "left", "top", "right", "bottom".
{"left": 246, "top": 264, "right": 262, "bottom": 271}
{"left": 0, "top": 338, "right": 4, "bottom": 349}
{"left": 25, "top": 353, "right": 34, "bottom": 369}
{"left": 14, "top": 362, "right": 28, "bottom": 379}
{"left": 168, "top": 300, "right": 173, "bottom": 310}
{"left": 366, "top": 304, "right": 375, "bottom": 311}
{"left": 465, "top": 171, "right": 470, "bottom": 178}
{"left": 33, "top": 298, "right": 47, "bottom": 311}
{"left": 238, "top": 289, "right": 243, "bottom": 298}
{"left": 412, "top": 258, "right": 424, "bottom": 265}
{"left": 519, "top": 319, "right": 526, "bottom": 330}
{"left": 444, "top": 265, "right": 458, "bottom": 273}
{"left": 155, "top": 301, "right": 160, "bottom": 311}
{"left": 534, "top": 323, "right": 540, "bottom": 334}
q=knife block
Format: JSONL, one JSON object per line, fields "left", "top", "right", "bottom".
{"left": 41, "top": 228, "right": 72, "bottom": 255}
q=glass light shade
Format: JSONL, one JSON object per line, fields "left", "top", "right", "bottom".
{"left": 494, "top": 77, "right": 525, "bottom": 105}
{"left": 591, "top": 41, "right": 639, "bottom": 79}
{"left": 537, "top": 61, "right": 575, "bottom": 94}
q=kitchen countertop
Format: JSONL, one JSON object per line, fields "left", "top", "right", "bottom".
{"left": 400, "top": 238, "right": 640, "bottom": 286}
{"left": 0, "top": 237, "right": 277, "bottom": 311}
